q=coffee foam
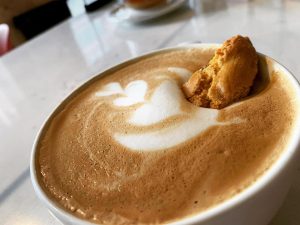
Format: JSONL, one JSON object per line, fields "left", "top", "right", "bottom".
{"left": 128, "top": 79, "right": 182, "bottom": 126}
{"left": 36, "top": 47, "right": 300, "bottom": 225}
{"left": 95, "top": 67, "right": 238, "bottom": 151}
{"left": 167, "top": 67, "right": 192, "bottom": 82}
{"left": 96, "top": 80, "right": 148, "bottom": 106}
{"left": 114, "top": 108, "right": 220, "bottom": 151}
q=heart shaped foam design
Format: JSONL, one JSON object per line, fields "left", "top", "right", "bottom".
{"left": 95, "top": 80, "right": 147, "bottom": 106}
{"left": 128, "top": 67, "right": 192, "bottom": 126}
{"left": 95, "top": 82, "right": 123, "bottom": 96}
{"left": 114, "top": 80, "right": 147, "bottom": 106}
{"left": 129, "top": 79, "right": 182, "bottom": 126}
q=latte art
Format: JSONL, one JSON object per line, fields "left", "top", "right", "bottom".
{"left": 128, "top": 80, "right": 182, "bottom": 126}
{"left": 96, "top": 80, "right": 148, "bottom": 106}
{"left": 95, "top": 68, "right": 236, "bottom": 151}
{"left": 36, "top": 47, "right": 300, "bottom": 225}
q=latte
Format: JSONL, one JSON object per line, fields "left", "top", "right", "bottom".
{"left": 35, "top": 46, "right": 300, "bottom": 224}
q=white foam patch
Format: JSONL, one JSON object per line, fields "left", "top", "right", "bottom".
{"left": 113, "top": 80, "right": 147, "bottom": 106}
{"left": 129, "top": 80, "right": 182, "bottom": 126}
{"left": 95, "top": 82, "right": 123, "bottom": 96}
{"left": 95, "top": 80, "right": 147, "bottom": 106}
{"left": 167, "top": 67, "right": 192, "bottom": 82}
{"left": 115, "top": 108, "right": 220, "bottom": 151}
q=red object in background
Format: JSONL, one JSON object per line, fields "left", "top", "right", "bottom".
{"left": 124, "top": 0, "right": 166, "bottom": 8}
{"left": 0, "top": 24, "right": 12, "bottom": 56}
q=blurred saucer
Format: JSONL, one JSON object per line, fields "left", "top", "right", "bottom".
{"left": 110, "top": 0, "right": 187, "bottom": 23}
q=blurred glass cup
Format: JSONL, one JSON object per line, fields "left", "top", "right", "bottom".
{"left": 123, "top": 0, "right": 167, "bottom": 9}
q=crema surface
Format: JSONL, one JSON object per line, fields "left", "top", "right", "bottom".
{"left": 36, "top": 47, "right": 299, "bottom": 224}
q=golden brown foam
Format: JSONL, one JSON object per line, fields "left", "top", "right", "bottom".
{"left": 36, "top": 48, "right": 299, "bottom": 224}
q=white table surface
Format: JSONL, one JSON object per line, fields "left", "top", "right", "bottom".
{"left": 1, "top": 0, "right": 300, "bottom": 224}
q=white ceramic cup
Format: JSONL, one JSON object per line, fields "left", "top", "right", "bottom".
{"left": 30, "top": 44, "right": 300, "bottom": 225}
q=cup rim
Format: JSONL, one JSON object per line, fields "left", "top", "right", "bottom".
{"left": 30, "top": 43, "right": 300, "bottom": 225}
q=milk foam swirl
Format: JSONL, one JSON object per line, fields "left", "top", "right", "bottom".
{"left": 95, "top": 67, "right": 236, "bottom": 151}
